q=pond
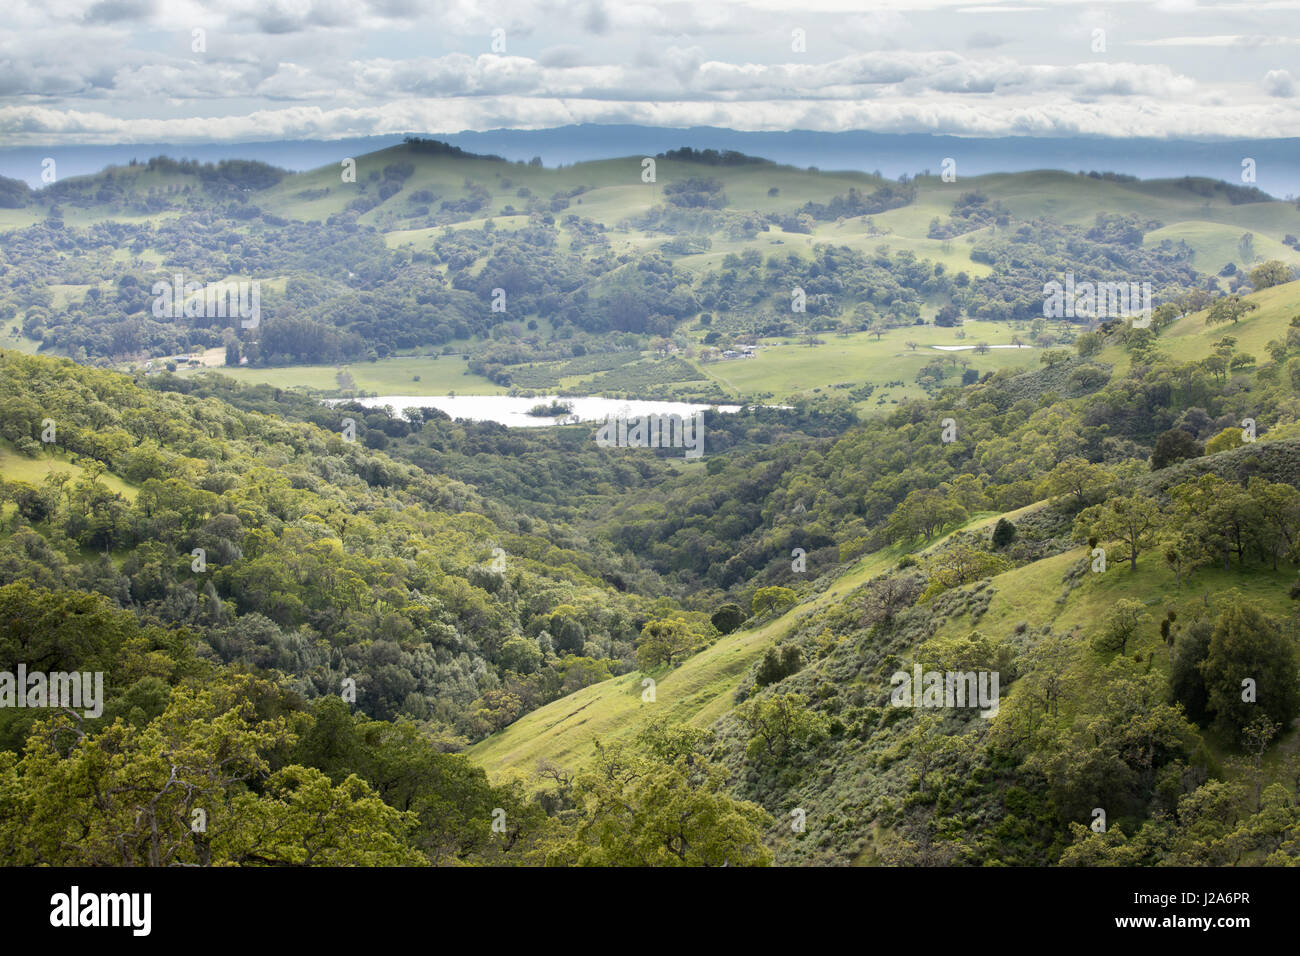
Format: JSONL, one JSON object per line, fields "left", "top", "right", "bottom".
{"left": 930, "top": 344, "right": 1034, "bottom": 352}
{"left": 330, "top": 394, "right": 744, "bottom": 428}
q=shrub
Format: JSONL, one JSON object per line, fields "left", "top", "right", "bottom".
{"left": 1151, "top": 428, "right": 1203, "bottom": 470}
{"left": 755, "top": 644, "right": 802, "bottom": 687}
{"left": 1205, "top": 427, "right": 1245, "bottom": 456}
{"left": 711, "top": 602, "right": 746, "bottom": 634}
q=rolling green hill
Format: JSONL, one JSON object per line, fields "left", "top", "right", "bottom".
{"left": 7, "top": 140, "right": 1300, "bottom": 415}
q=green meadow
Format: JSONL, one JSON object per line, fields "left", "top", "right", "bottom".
{"left": 700, "top": 322, "right": 1039, "bottom": 406}
{"left": 193, "top": 352, "right": 507, "bottom": 396}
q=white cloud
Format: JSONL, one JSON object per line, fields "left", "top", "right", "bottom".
{"left": 1, "top": 0, "right": 1297, "bottom": 143}
{"left": 5, "top": 90, "right": 1300, "bottom": 144}
{"left": 1263, "top": 68, "right": 1296, "bottom": 95}
{"left": 1135, "top": 34, "right": 1300, "bottom": 45}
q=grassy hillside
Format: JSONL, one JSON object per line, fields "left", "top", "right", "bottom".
{"left": 468, "top": 505, "right": 1037, "bottom": 780}
{"left": 1161, "top": 280, "right": 1300, "bottom": 360}
{"left": 0, "top": 438, "right": 136, "bottom": 500}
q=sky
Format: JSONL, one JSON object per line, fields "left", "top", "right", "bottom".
{"left": 1, "top": 0, "right": 1298, "bottom": 145}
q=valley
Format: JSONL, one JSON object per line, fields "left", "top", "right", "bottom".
{"left": 3, "top": 137, "right": 1300, "bottom": 867}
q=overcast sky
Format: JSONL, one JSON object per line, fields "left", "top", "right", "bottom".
{"left": 1, "top": 0, "right": 1298, "bottom": 144}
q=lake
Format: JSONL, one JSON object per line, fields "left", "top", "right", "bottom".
{"left": 330, "top": 394, "right": 743, "bottom": 428}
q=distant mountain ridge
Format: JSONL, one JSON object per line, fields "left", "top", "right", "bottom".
{"left": 4, "top": 125, "right": 1300, "bottom": 197}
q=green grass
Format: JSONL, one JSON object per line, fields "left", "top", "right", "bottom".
{"left": 931, "top": 544, "right": 1296, "bottom": 649}
{"left": 1158, "top": 279, "right": 1300, "bottom": 364}
{"left": 188, "top": 353, "right": 506, "bottom": 396}
{"left": 1091, "top": 278, "right": 1300, "bottom": 382}
{"left": 962, "top": 170, "right": 1300, "bottom": 235}
{"left": 467, "top": 546, "right": 897, "bottom": 781}
{"left": 699, "top": 322, "right": 1039, "bottom": 405}
{"left": 0, "top": 320, "right": 42, "bottom": 355}
{"left": 1145, "top": 221, "right": 1300, "bottom": 274}
{"left": 0, "top": 439, "right": 136, "bottom": 500}
{"left": 924, "top": 531, "right": 1298, "bottom": 777}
